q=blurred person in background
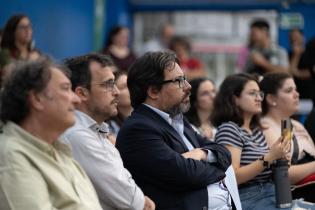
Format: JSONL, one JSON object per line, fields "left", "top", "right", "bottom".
{"left": 185, "top": 77, "right": 216, "bottom": 140}
{"left": 244, "top": 19, "right": 289, "bottom": 75}
{"left": 288, "top": 29, "right": 313, "bottom": 100}
{"left": 1, "top": 14, "right": 40, "bottom": 61}
{"left": 107, "top": 71, "right": 132, "bottom": 137}
{"left": 102, "top": 26, "right": 136, "bottom": 72}
{"left": 288, "top": 35, "right": 315, "bottom": 142}
{"left": 169, "top": 35, "right": 207, "bottom": 81}
{"left": 140, "top": 23, "right": 175, "bottom": 55}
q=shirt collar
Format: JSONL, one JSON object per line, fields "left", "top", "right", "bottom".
{"left": 2, "top": 121, "right": 72, "bottom": 156}
{"left": 75, "top": 110, "right": 109, "bottom": 134}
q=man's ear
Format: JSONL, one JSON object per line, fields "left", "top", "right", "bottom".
{"left": 147, "top": 86, "right": 160, "bottom": 100}
{"left": 29, "top": 90, "right": 45, "bottom": 111}
{"left": 74, "top": 86, "right": 89, "bottom": 102}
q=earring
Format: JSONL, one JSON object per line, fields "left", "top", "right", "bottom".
{"left": 272, "top": 102, "right": 277, "bottom": 106}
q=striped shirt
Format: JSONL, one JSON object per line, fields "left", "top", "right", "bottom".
{"left": 215, "top": 121, "right": 272, "bottom": 184}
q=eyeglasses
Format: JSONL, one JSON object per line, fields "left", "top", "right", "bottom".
{"left": 17, "top": 24, "right": 32, "bottom": 31}
{"left": 91, "top": 79, "right": 117, "bottom": 92}
{"left": 247, "top": 90, "right": 264, "bottom": 100}
{"left": 199, "top": 90, "right": 216, "bottom": 98}
{"left": 161, "top": 75, "right": 188, "bottom": 89}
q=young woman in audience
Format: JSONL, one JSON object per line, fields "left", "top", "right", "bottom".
{"left": 185, "top": 77, "right": 216, "bottom": 140}
{"left": 102, "top": 26, "right": 136, "bottom": 72}
{"left": 1, "top": 14, "right": 40, "bottom": 61}
{"left": 260, "top": 72, "right": 315, "bottom": 202}
{"left": 212, "top": 73, "right": 290, "bottom": 210}
{"left": 107, "top": 71, "right": 132, "bottom": 137}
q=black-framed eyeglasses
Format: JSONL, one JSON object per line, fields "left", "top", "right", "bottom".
{"left": 160, "top": 75, "right": 188, "bottom": 88}
{"left": 91, "top": 79, "right": 117, "bottom": 92}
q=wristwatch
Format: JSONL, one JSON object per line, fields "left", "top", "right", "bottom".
{"left": 259, "top": 155, "right": 270, "bottom": 169}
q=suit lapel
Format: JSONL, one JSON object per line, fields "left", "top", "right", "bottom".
{"left": 183, "top": 121, "right": 200, "bottom": 148}
{"left": 137, "top": 105, "right": 190, "bottom": 150}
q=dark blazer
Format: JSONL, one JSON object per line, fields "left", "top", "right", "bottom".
{"left": 116, "top": 104, "right": 231, "bottom": 210}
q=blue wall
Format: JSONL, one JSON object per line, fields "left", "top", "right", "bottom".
{"left": 279, "top": 4, "right": 315, "bottom": 50}
{"left": 0, "top": 0, "right": 94, "bottom": 60}
{"left": 104, "top": 0, "right": 131, "bottom": 46}
{"left": 2, "top": 0, "right": 315, "bottom": 60}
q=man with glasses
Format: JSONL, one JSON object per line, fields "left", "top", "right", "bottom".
{"left": 116, "top": 51, "right": 242, "bottom": 210}
{"left": 61, "top": 53, "right": 155, "bottom": 210}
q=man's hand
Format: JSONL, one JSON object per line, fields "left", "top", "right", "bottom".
{"left": 143, "top": 196, "right": 155, "bottom": 210}
{"left": 182, "top": 148, "right": 207, "bottom": 161}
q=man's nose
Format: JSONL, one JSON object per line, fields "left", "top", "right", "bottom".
{"left": 183, "top": 80, "right": 191, "bottom": 91}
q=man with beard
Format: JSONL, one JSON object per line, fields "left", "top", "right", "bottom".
{"left": 61, "top": 53, "right": 155, "bottom": 210}
{"left": 116, "top": 51, "right": 240, "bottom": 210}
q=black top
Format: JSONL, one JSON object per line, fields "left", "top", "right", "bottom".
{"left": 299, "top": 37, "right": 315, "bottom": 104}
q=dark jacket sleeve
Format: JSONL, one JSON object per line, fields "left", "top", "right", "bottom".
{"left": 185, "top": 120, "right": 231, "bottom": 172}
{"left": 197, "top": 134, "right": 231, "bottom": 172}
{"left": 116, "top": 119, "right": 226, "bottom": 193}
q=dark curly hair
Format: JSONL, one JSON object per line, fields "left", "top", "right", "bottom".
{"left": 0, "top": 58, "right": 69, "bottom": 124}
{"left": 211, "top": 73, "right": 261, "bottom": 129}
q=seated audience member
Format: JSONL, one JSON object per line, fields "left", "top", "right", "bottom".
{"left": 260, "top": 72, "right": 315, "bottom": 202}
{"left": 244, "top": 19, "right": 289, "bottom": 75}
{"left": 169, "top": 36, "right": 207, "bottom": 80}
{"left": 0, "top": 59, "right": 102, "bottom": 210}
{"left": 116, "top": 51, "right": 242, "bottom": 210}
{"left": 61, "top": 53, "right": 155, "bottom": 210}
{"left": 1, "top": 14, "right": 40, "bottom": 61}
{"left": 107, "top": 71, "right": 132, "bottom": 137}
{"left": 212, "top": 73, "right": 290, "bottom": 210}
{"left": 102, "top": 26, "right": 136, "bottom": 72}
{"left": 185, "top": 77, "right": 216, "bottom": 140}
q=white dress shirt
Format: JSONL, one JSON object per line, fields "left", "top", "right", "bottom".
{"left": 61, "top": 110, "right": 145, "bottom": 210}
{"left": 144, "top": 104, "right": 242, "bottom": 210}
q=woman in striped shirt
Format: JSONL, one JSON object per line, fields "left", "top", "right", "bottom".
{"left": 212, "top": 73, "right": 290, "bottom": 210}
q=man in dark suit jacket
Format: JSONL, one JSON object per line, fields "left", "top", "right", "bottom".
{"left": 116, "top": 51, "right": 238, "bottom": 210}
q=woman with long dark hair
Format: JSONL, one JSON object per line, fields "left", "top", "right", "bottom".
{"left": 185, "top": 77, "right": 216, "bottom": 140}
{"left": 102, "top": 26, "right": 136, "bottom": 72}
{"left": 1, "top": 14, "right": 40, "bottom": 61}
{"left": 212, "top": 73, "right": 290, "bottom": 210}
